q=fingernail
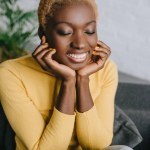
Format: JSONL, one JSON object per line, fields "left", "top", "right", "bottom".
{"left": 44, "top": 43, "right": 48, "bottom": 45}
{"left": 42, "top": 36, "right": 45, "bottom": 41}
{"left": 49, "top": 48, "right": 56, "bottom": 51}
{"left": 93, "top": 51, "right": 96, "bottom": 54}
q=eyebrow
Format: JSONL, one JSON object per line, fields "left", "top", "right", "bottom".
{"left": 54, "top": 20, "right": 96, "bottom": 26}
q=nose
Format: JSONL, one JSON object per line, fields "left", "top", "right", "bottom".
{"left": 71, "top": 33, "right": 86, "bottom": 50}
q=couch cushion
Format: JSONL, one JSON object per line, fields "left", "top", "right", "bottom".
{"left": 115, "top": 83, "right": 150, "bottom": 150}
{"left": 0, "top": 104, "right": 15, "bottom": 150}
{"left": 1, "top": 82, "right": 148, "bottom": 150}
{"left": 0, "top": 102, "right": 142, "bottom": 150}
{"left": 112, "top": 105, "right": 143, "bottom": 148}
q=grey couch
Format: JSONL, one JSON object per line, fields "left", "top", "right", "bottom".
{"left": 0, "top": 82, "right": 150, "bottom": 150}
{"left": 114, "top": 83, "right": 150, "bottom": 150}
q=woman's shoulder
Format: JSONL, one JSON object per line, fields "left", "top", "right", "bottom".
{"left": 0, "top": 54, "right": 56, "bottom": 80}
{"left": 0, "top": 55, "right": 30, "bottom": 68}
{"left": 90, "top": 59, "right": 118, "bottom": 83}
{"left": 0, "top": 54, "right": 42, "bottom": 73}
{"left": 104, "top": 59, "right": 118, "bottom": 72}
{"left": 96, "top": 58, "right": 118, "bottom": 76}
{"left": 0, "top": 55, "right": 34, "bottom": 81}
{"left": 101, "top": 59, "right": 118, "bottom": 83}
{"left": 94, "top": 59, "right": 118, "bottom": 83}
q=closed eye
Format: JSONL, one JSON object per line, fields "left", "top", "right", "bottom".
{"left": 85, "top": 31, "right": 96, "bottom": 35}
{"left": 57, "top": 31, "right": 72, "bottom": 36}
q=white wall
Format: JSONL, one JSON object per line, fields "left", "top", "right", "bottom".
{"left": 13, "top": 0, "right": 150, "bottom": 81}
{"left": 17, "top": 0, "right": 39, "bottom": 11}
{"left": 96, "top": 0, "right": 150, "bottom": 81}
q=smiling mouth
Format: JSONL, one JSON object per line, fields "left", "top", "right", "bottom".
{"left": 66, "top": 52, "right": 89, "bottom": 63}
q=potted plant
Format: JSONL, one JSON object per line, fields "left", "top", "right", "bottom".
{"left": 0, "top": 0, "right": 37, "bottom": 62}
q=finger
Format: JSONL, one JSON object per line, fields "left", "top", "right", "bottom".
{"left": 43, "top": 50, "right": 66, "bottom": 73}
{"left": 97, "top": 51, "right": 108, "bottom": 66}
{"left": 35, "top": 49, "right": 51, "bottom": 70}
{"left": 92, "top": 51, "right": 109, "bottom": 64}
{"left": 42, "top": 50, "right": 57, "bottom": 69}
{"left": 94, "top": 47, "right": 111, "bottom": 56}
{"left": 32, "top": 43, "right": 49, "bottom": 56}
{"left": 93, "top": 51, "right": 108, "bottom": 58}
{"left": 91, "top": 55, "right": 106, "bottom": 67}
{"left": 41, "top": 36, "right": 46, "bottom": 45}
{"left": 97, "top": 41, "right": 110, "bottom": 50}
{"left": 43, "top": 49, "right": 56, "bottom": 60}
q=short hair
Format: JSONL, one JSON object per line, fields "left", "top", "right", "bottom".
{"left": 38, "top": 0, "right": 98, "bottom": 32}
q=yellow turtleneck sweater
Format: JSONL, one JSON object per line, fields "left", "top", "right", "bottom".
{"left": 0, "top": 55, "right": 118, "bottom": 150}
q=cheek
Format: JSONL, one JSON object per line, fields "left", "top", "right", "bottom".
{"left": 45, "top": 30, "right": 67, "bottom": 48}
{"left": 51, "top": 34, "right": 69, "bottom": 50}
{"left": 88, "top": 34, "right": 98, "bottom": 49}
{"left": 50, "top": 35, "right": 69, "bottom": 63}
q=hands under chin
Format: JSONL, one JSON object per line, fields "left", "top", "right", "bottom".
{"left": 77, "top": 41, "right": 111, "bottom": 78}
{"left": 32, "top": 36, "right": 76, "bottom": 82}
{"left": 32, "top": 36, "right": 110, "bottom": 81}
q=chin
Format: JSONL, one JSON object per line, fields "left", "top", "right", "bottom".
{"left": 68, "top": 63, "right": 87, "bottom": 71}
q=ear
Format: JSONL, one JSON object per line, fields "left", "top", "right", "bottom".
{"left": 38, "top": 26, "right": 45, "bottom": 39}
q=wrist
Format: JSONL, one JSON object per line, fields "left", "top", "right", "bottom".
{"left": 63, "top": 77, "right": 76, "bottom": 86}
{"left": 76, "top": 75, "right": 93, "bottom": 113}
{"left": 56, "top": 78, "right": 76, "bottom": 115}
{"left": 76, "top": 75, "right": 89, "bottom": 84}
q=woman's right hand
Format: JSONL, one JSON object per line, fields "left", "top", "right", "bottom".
{"left": 32, "top": 36, "right": 76, "bottom": 81}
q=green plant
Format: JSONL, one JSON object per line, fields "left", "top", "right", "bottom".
{"left": 0, "top": 0, "right": 38, "bottom": 62}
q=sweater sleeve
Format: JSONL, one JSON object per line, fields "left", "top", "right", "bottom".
{"left": 75, "top": 61, "right": 118, "bottom": 150}
{"left": 0, "top": 63, "right": 75, "bottom": 150}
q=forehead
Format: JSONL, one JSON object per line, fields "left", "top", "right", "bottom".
{"left": 51, "top": 3, "right": 96, "bottom": 25}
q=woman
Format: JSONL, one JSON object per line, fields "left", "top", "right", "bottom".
{"left": 0, "top": 0, "right": 133, "bottom": 149}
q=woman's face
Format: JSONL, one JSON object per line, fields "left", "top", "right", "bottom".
{"left": 45, "top": 3, "right": 98, "bottom": 70}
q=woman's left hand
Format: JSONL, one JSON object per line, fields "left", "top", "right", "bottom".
{"left": 77, "top": 41, "right": 111, "bottom": 77}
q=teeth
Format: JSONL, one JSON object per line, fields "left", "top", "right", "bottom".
{"left": 67, "top": 52, "right": 88, "bottom": 59}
